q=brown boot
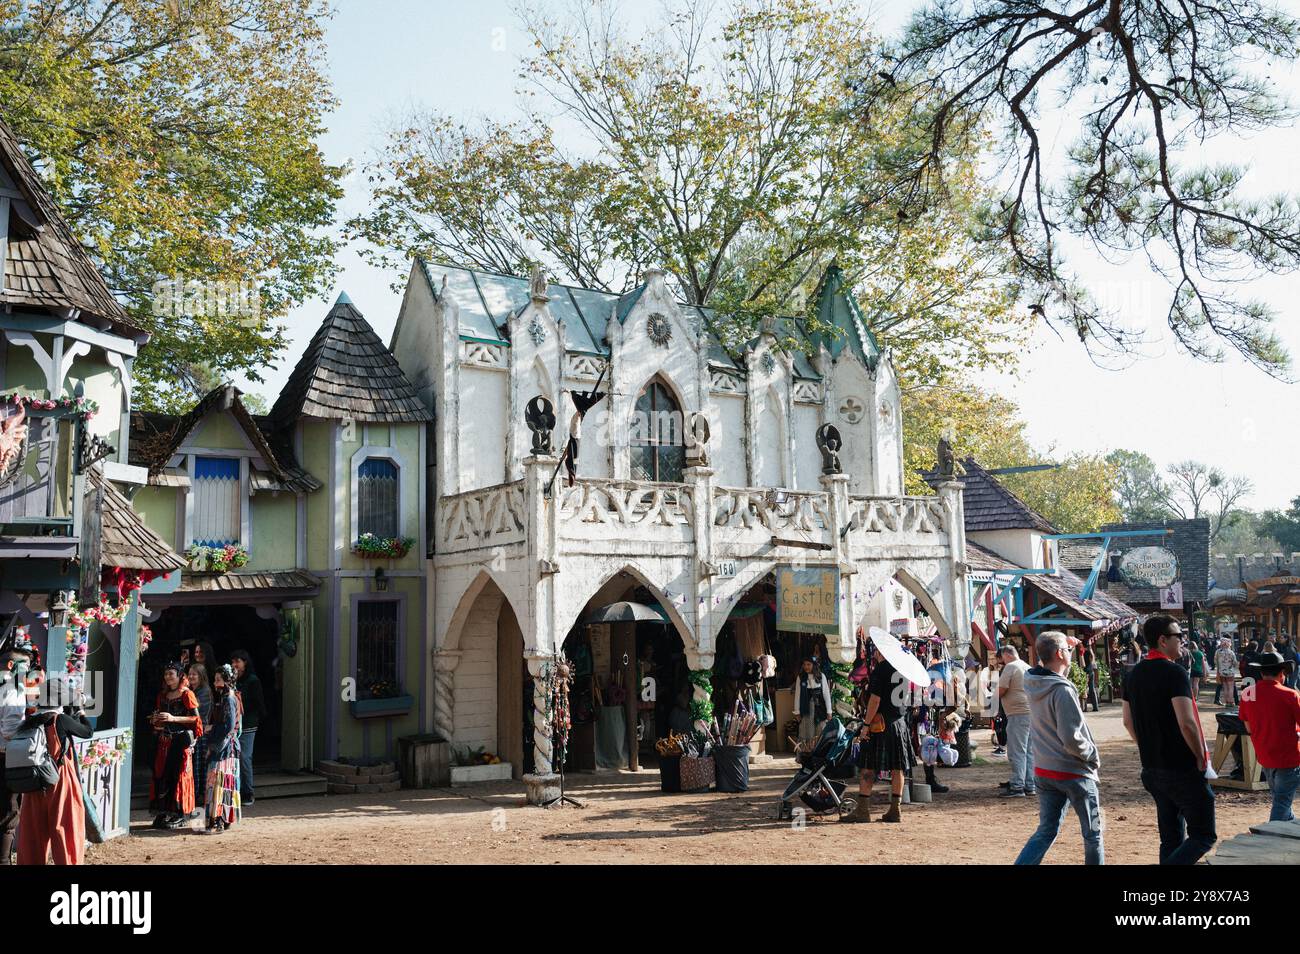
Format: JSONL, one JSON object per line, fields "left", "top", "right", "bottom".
{"left": 842, "top": 796, "right": 872, "bottom": 823}
{"left": 880, "top": 794, "right": 902, "bottom": 823}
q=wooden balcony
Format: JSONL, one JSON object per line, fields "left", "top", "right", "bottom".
{"left": 0, "top": 409, "right": 83, "bottom": 558}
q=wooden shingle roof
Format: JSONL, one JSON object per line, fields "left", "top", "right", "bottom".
{"left": 924, "top": 458, "right": 1058, "bottom": 534}
{"left": 128, "top": 385, "right": 322, "bottom": 493}
{"left": 966, "top": 541, "right": 1137, "bottom": 623}
{"left": 0, "top": 116, "right": 140, "bottom": 335}
{"left": 90, "top": 470, "right": 186, "bottom": 572}
{"left": 271, "top": 294, "right": 430, "bottom": 425}
{"left": 175, "top": 569, "right": 319, "bottom": 595}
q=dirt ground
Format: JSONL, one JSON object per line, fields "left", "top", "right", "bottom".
{"left": 88, "top": 704, "right": 1272, "bottom": 865}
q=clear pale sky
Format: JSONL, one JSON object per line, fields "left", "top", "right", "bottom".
{"left": 240, "top": 0, "right": 1300, "bottom": 511}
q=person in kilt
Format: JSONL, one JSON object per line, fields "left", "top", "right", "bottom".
{"left": 846, "top": 647, "right": 914, "bottom": 823}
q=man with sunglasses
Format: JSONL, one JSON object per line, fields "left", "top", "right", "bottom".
{"left": 1122, "top": 615, "right": 1217, "bottom": 865}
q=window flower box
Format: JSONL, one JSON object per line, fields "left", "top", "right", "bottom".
{"left": 352, "top": 533, "right": 414, "bottom": 559}
{"left": 185, "top": 544, "right": 249, "bottom": 574}
{"left": 349, "top": 694, "right": 414, "bottom": 719}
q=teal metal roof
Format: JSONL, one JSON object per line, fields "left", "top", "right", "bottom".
{"left": 417, "top": 261, "right": 883, "bottom": 381}
{"left": 811, "top": 264, "right": 880, "bottom": 368}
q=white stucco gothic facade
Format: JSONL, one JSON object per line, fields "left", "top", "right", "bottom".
{"left": 390, "top": 259, "right": 970, "bottom": 790}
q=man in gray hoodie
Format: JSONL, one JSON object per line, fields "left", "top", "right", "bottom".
{"left": 1014, "top": 631, "right": 1104, "bottom": 865}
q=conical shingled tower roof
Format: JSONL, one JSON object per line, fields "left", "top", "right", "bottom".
{"left": 271, "top": 294, "right": 430, "bottom": 425}
{"left": 0, "top": 115, "right": 137, "bottom": 333}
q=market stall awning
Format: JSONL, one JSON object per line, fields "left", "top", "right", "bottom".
{"left": 148, "top": 569, "right": 320, "bottom": 606}
{"left": 1022, "top": 566, "right": 1137, "bottom": 623}
{"left": 966, "top": 541, "right": 1138, "bottom": 626}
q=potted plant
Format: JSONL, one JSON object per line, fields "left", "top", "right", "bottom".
{"left": 352, "top": 533, "right": 415, "bottom": 559}
{"left": 449, "top": 746, "right": 512, "bottom": 786}
{"left": 185, "top": 543, "right": 249, "bottom": 574}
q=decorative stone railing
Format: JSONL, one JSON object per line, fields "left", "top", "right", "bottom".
{"left": 436, "top": 478, "right": 955, "bottom": 561}
{"left": 439, "top": 480, "right": 527, "bottom": 553}
{"left": 557, "top": 479, "right": 693, "bottom": 529}
{"left": 848, "top": 495, "right": 949, "bottom": 538}
{"left": 712, "top": 487, "right": 831, "bottom": 534}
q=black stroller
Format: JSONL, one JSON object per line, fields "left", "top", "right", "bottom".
{"left": 777, "top": 717, "right": 862, "bottom": 821}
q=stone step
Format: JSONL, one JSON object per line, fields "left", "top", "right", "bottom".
{"left": 131, "top": 771, "right": 327, "bottom": 810}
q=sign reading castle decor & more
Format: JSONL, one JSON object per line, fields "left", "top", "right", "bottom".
{"left": 776, "top": 567, "right": 839, "bottom": 635}
{"left": 1119, "top": 546, "right": 1179, "bottom": 588}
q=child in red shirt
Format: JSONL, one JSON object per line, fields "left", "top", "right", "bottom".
{"left": 1239, "top": 652, "right": 1300, "bottom": 823}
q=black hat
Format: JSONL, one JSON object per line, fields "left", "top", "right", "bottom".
{"left": 1248, "top": 651, "right": 1294, "bottom": 673}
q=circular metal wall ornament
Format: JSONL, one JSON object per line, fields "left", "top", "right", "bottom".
{"left": 838, "top": 396, "right": 865, "bottom": 424}
{"left": 646, "top": 312, "right": 673, "bottom": 347}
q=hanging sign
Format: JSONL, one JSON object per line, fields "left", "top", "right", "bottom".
{"left": 1119, "top": 546, "right": 1179, "bottom": 588}
{"left": 776, "top": 567, "right": 839, "bottom": 635}
{"left": 1159, "top": 582, "right": 1184, "bottom": 611}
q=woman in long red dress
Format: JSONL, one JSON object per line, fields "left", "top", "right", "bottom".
{"left": 148, "top": 661, "right": 203, "bottom": 829}
{"left": 16, "top": 672, "right": 92, "bottom": 865}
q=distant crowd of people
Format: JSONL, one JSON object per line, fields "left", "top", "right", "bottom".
{"left": 1, "top": 635, "right": 267, "bottom": 865}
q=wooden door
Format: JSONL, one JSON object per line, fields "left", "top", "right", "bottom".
{"left": 496, "top": 603, "right": 525, "bottom": 777}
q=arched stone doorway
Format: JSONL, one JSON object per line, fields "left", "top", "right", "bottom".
{"left": 714, "top": 569, "right": 840, "bottom": 758}
{"left": 438, "top": 571, "right": 530, "bottom": 779}
{"left": 560, "top": 567, "right": 694, "bottom": 772}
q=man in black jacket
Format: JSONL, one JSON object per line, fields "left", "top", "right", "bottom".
{"left": 231, "top": 650, "right": 267, "bottom": 806}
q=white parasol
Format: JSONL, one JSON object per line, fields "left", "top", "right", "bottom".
{"left": 868, "top": 627, "right": 932, "bottom": 687}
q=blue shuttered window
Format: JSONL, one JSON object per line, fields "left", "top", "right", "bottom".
{"left": 358, "top": 457, "right": 399, "bottom": 538}
{"left": 192, "top": 456, "right": 241, "bottom": 546}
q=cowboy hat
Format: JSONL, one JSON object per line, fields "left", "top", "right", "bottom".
{"left": 1247, "top": 651, "right": 1295, "bottom": 673}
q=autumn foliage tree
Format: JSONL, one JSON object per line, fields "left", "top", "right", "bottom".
{"left": 0, "top": 0, "right": 344, "bottom": 410}
{"left": 350, "top": 0, "right": 1029, "bottom": 391}
{"left": 903, "top": 384, "right": 1119, "bottom": 532}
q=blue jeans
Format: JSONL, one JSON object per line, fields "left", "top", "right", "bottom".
{"left": 1006, "top": 714, "right": 1035, "bottom": 793}
{"left": 1015, "top": 775, "right": 1105, "bottom": 865}
{"left": 1264, "top": 766, "right": 1300, "bottom": 822}
{"left": 1141, "top": 768, "right": 1217, "bottom": 865}
{"left": 238, "top": 728, "right": 257, "bottom": 801}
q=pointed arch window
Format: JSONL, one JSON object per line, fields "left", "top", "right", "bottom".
{"left": 630, "top": 379, "right": 684, "bottom": 483}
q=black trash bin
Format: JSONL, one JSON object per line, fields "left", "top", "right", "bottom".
{"left": 659, "top": 755, "right": 682, "bottom": 793}
{"left": 713, "top": 745, "right": 751, "bottom": 793}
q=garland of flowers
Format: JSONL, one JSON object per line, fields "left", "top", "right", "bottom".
{"left": 352, "top": 533, "right": 415, "bottom": 559}
{"left": 78, "top": 731, "right": 131, "bottom": 771}
{"left": 185, "top": 543, "right": 249, "bottom": 574}
{"left": 3, "top": 391, "right": 100, "bottom": 420}
{"left": 68, "top": 591, "right": 135, "bottom": 629}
